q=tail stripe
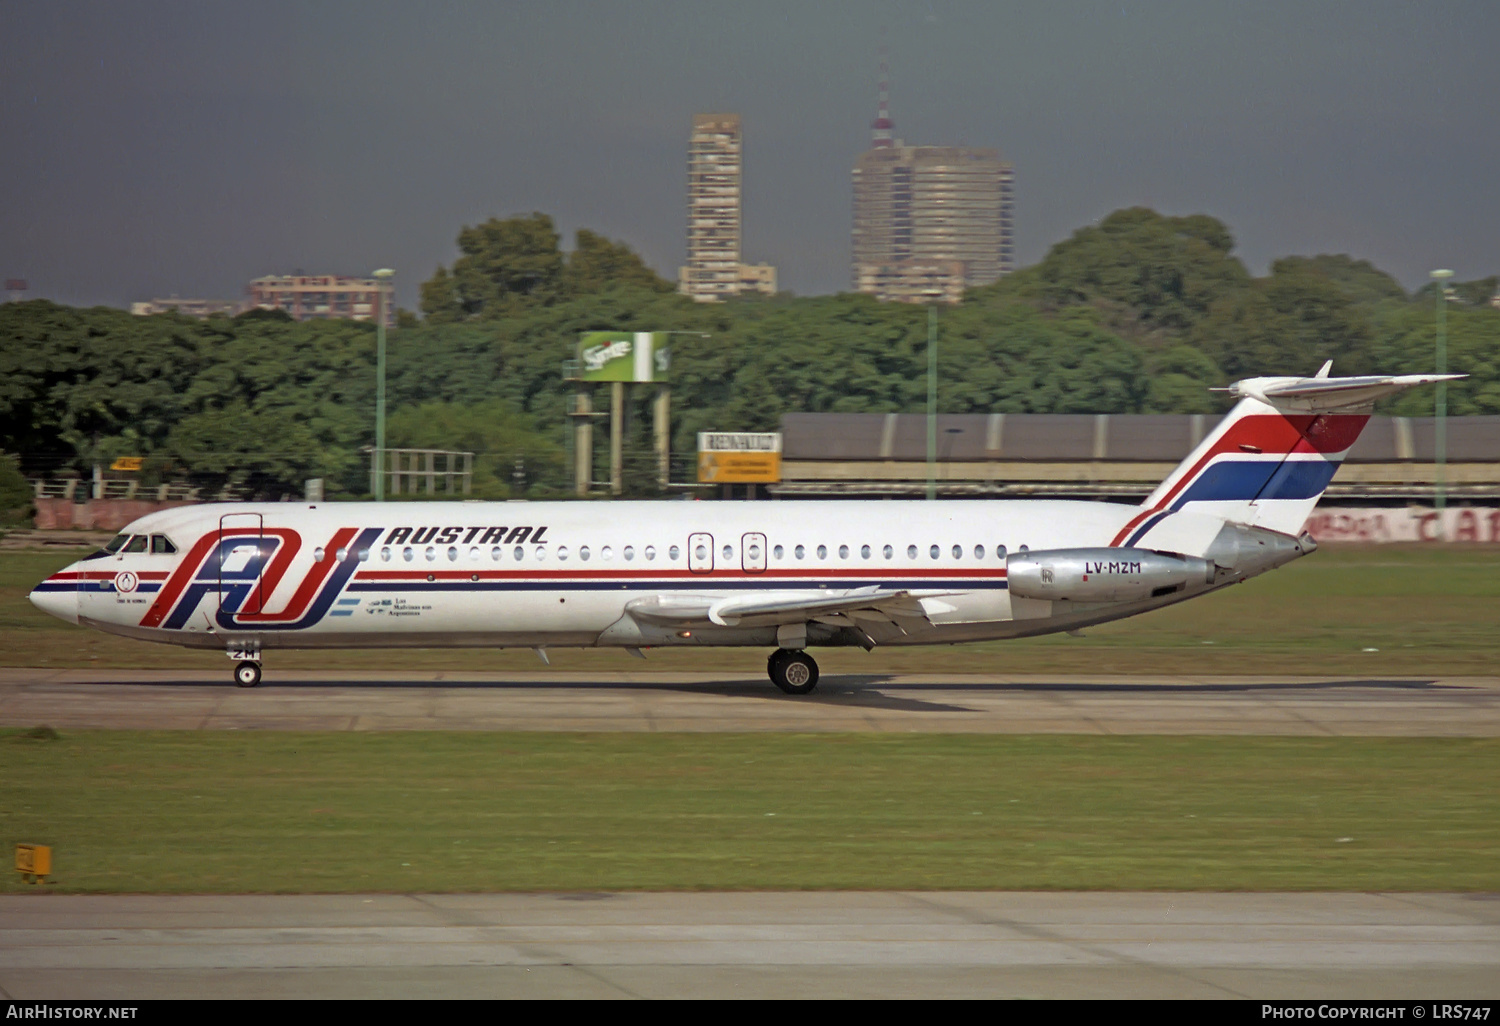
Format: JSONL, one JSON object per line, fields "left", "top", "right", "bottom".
{"left": 1113, "top": 412, "right": 1367, "bottom": 546}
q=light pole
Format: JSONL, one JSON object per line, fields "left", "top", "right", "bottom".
{"left": 926, "top": 306, "right": 937, "bottom": 501}
{"left": 373, "top": 268, "right": 395, "bottom": 501}
{"left": 1430, "top": 268, "right": 1453, "bottom": 533}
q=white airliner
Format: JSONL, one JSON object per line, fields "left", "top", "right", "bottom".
{"left": 30, "top": 366, "right": 1460, "bottom": 693}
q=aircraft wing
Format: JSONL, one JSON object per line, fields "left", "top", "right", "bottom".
{"left": 626, "top": 586, "right": 950, "bottom": 629}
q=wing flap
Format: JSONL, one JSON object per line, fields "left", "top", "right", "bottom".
{"left": 626, "top": 587, "right": 956, "bottom": 629}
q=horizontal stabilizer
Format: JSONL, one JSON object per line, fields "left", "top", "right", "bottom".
{"left": 1217, "top": 368, "right": 1466, "bottom": 413}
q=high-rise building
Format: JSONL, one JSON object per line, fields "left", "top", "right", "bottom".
{"left": 678, "top": 113, "right": 776, "bottom": 302}
{"left": 851, "top": 63, "right": 1014, "bottom": 302}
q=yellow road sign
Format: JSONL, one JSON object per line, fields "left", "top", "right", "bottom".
{"left": 110, "top": 457, "right": 144, "bottom": 472}
{"left": 698, "top": 451, "right": 781, "bottom": 484}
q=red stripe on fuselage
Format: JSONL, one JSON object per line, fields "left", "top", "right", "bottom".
{"left": 355, "top": 567, "right": 1007, "bottom": 582}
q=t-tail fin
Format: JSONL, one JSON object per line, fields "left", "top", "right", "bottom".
{"left": 1112, "top": 365, "right": 1465, "bottom": 544}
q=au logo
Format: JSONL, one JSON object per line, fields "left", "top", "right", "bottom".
{"left": 114, "top": 571, "right": 139, "bottom": 593}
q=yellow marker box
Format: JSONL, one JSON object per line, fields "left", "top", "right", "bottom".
{"left": 16, "top": 844, "right": 51, "bottom": 882}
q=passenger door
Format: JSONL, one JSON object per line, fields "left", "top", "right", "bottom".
{"left": 218, "top": 513, "right": 266, "bottom": 614}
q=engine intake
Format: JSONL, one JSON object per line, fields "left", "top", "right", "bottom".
{"left": 1007, "top": 547, "right": 1214, "bottom": 603}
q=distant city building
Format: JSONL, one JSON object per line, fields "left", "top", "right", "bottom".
{"left": 678, "top": 113, "right": 776, "bottom": 302}
{"left": 247, "top": 274, "right": 395, "bottom": 325}
{"left": 851, "top": 61, "right": 1014, "bottom": 302}
{"left": 131, "top": 297, "right": 245, "bottom": 318}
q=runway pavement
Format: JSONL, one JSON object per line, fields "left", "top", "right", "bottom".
{"left": 3, "top": 668, "right": 1496, "bottom": 999}
{"left": 1, "top": 667, "right": 1497, "bottom": 735}
{"left": 2, "top": 891, "right": 1497, "bottom": 999}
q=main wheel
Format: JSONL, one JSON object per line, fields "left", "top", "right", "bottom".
{"left": 768, "top": 648, "right": 819, "bottom": 695}
{"left": 234, "top": 660, "right": 262, "bottom": 688}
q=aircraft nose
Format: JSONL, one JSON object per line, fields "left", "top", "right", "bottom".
{"left": 29, "top": 578, "right": 79, "bottom": 625}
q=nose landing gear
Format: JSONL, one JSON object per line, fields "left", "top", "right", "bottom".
{"left": 227, "top": 642, "right": 263, "bottom": 688}
{"left": 767, "top": 648, "right": 819, "bottom": 695}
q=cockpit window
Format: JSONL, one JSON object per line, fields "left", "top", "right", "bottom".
{"left": 83, "top": 533, "right": 132, "bottom": 560}
{"left": 122, "top": 535, "right": 148, "bottom": 553}
{"left": 150, "top": 535, "right": 177, "bottom": 554}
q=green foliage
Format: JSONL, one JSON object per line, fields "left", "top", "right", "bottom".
{"left": 420, "top": 215, "right": 673, "bottom": 322}
{"left": 0, "top": 451, "right": 31, "bottom": 525}
{"left": 385, "top": 400, "right": 567, "bottom": 498}
{"left": 1032, "top": 207, "right": 1251, "bottom": 340}
{"left": 3, "top": 207, "right": 1497, "bottom": 500}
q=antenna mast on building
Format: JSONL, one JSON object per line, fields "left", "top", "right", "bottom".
{"left": 872, "top": 46, "right": 894, "bottom": 148}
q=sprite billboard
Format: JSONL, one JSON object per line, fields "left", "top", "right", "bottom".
{"left": 577, "top": 331, "right": 671, "bottom": 383}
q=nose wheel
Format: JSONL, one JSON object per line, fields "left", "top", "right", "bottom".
{"left": 767, "top": 648, "right": 819, "bottom": 695}
{"left": 234, "top": 660, "right": 262, "bottom": 688}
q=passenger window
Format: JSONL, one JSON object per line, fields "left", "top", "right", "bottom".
{"left": 534, "top": 546, "right": 547, "bottom": 561}
{"left": 952, "top": 545, "right": 962, "bottom": 559}
{"left": 491, "top": 546, "right": 503, "bottom": 561}
{"left": 624, "top": 545, "right": 635, "bottom": 561}
{"left": 772, "top": 544, "right": 783, "bottom": 559}
{"left": 930, "top": 545, "right": 940, "bottom": 559}
{"left": 907, "top": 545, "right": 918, "bottom": 559}
{"left": 150, "top": 535, "right": 177, "bottom": 554}
{"left": 644, "top": 545, "right": 656, "bottom": 560}
{"left": 358, "top": 548, "right": 370, "bottom": 562}
{"left": 795, "top": 544, "right": 805, "bottom": 559}
{"left": 861, "top": 544, "right": 871, "bottom": 559}
{"left": 469, "top": 546, "right": 481, "bottom": 561}
{"left": 1019, "top": 544, "right": 1028, "bottom": 553}
{"left": 514, "top": 546, "right": 524, "bottom": 561}
{"left": 816, "top": 544, "right": 827, "bottom": 559}
{"left": 669, "top": 545, "right": 680, "bottom": 561}
{"left": 601, "top": 545, "right": 613, "bottom": 560}
{"left": 975, "top": 544, "right": 985, "bottom": 559}
{"left": 381, "top": 546, "right": 391, "bottom": 562}
{"left": 838, "top": 545, "right": 849, "bottom": 559}
{"left": 558, "top": 546, "right": 569, "bottom": 561}
{"left": 123, "top": 535, "right": 147, "bottom": 553}
{"left": 722, "top": 544, "right": 732, "bottom": 560}
{"left": 425, "top": 546, "right": 437, "bottom": 562}
{"left": 883, "top": 544, "right": 893, "bottom": 559}
{"left": 336, "top": 547, "right": 349, "bottom": 562}
{"left": 403, "top": 546, "right": 414, "bottom": 562}
{"left": 446, "top": 546, "right": 457, "bottom": 562}
{"left": 314, "top": 547, "right": 326, "bottom": 562}
{"left": 579, "top": 546, "right": 591, "bottom": 561}
{"left": 996, "top": 545, "right": 1007, "bottom": 559}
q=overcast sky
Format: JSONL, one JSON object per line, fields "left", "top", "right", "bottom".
{"left": 2, "top": 0, "right": 1497, "bottom": 310}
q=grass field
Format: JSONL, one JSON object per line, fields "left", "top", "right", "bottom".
{"left": 5, "top": 545, "right": 1499, "bottom": 675}
{"left": 2, "top": 730, "right": 1496, "bottom": 894}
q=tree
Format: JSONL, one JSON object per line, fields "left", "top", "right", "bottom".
{"left": 562, "top": 229, "right": 674, "bottom": 295}
{"left": 1031, "top": 207, "right": 1252, "bottom": 341}
{"left": 420, "top": 213, "right": 565, "bottom": 321}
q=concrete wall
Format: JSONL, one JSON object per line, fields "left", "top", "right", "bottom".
{"left": 33, "top": 498, "right": 191, "bottom": 532}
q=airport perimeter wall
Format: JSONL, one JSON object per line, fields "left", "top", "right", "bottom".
{"left": 33, "top": 497, "right": 192, "bottom": 532}
{"left": 1302, "top": 507, "right": 1500, "bottom": 543}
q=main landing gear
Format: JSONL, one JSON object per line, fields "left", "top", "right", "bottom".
{"left": 767, "top": 648, "right": 819, "bottom": 695}
{"left": 234, "top": 660, "right": 262, "bottom": 688}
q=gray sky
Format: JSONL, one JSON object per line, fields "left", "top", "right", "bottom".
{"left": 2, "top": 0, "right": 1497, "bottom": 310}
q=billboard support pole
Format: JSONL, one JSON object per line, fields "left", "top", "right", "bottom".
{"left": 610, "top": 381, "right": 625, "bottom": 496}
{"left": 574, "top": 388, "right": 593, "bottom": 498}
{"left": 926, "top": 305, "right": 937, "bottom": 501}
{"left": 654, "top": 385, "right": 671, "bottom": 489}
